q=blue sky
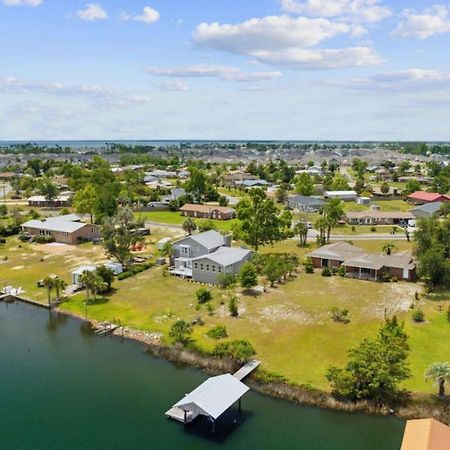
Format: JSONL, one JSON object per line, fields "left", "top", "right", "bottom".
{"left": 1, "top": 0, "right": 450, "bottom": 140}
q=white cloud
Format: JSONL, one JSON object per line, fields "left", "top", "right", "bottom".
{"left": 76, "top": 3, "right": 107, "bottom": 21}
{"left": 332, "top": 68, "right": 450, "bottom": 91}
{"left": 121, "top": 6, "right": 160, "bottom": 24}
{"left": 392, "top": 5, "right": 450, "bottom": 39}
{"left": 280, "top": 0, "right": 391, "bottom": 23}
{"left": 159, "top": 80, "right": 189, "bottom": 92}
{"left": 147, "top": 65, "right": 283, "bottom": 82}
{"left": 252, "top": 47, "right": 382, "bottom": 70}
{"left": 3, "top": 0, "right": 42, "bottom": 6}
{"left": 0, "top": 77, "right": 151, "bottom": 106}
{"left": 193, "top": 15, "right": 355, "bottom": 51}
{"left": 192, "top": 15, "right": 382, "bottom": 70}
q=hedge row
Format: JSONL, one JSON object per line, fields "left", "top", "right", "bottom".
{"left": 117, "top": 262, "right": 153, "bottom": 280}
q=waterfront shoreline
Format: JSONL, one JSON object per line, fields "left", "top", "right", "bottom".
{"left": 3, "top": 296, "right": 448, "bottom": 425}
{"left": 58, "top": 307, "right": 450, "bottom": 426}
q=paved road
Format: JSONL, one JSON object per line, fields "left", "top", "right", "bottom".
{"left": 145, "top": 221, "right": 183, "bottom": 231}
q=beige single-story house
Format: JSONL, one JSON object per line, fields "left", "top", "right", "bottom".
{"left": 345, "top": 210, "right": 414, "bottom": 226}
{"left": 401, "top": 419, "right": 450, "bottom": 450}
{"left": 27, "top": 194, "right": 72, "bottom": 208}
{"left": 306, "top": 242, "right": 416, "bottom": 281}
{"left": 21, "top": 215, "right": 99, "bottom": 244}
{"left": 180, "top": 204, "right": 236, "bottom": 220}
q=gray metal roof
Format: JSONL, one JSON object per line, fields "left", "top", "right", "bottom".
{"left": 22, "top": 219, "right": 88, "bottom": 233}
{"left": 288, "top": 195, "right": 324, "bottom": 206}
{"left": 176, "top": 230, "right": 227, "bottom": 250}
{"left": 410, "top": 202, "right": 443, "bottom": 217}
{"left": 174, "top": 374, "right": 249, "bottom": 420}
{"left": 306, "top": 242, "right": 365, "bottom": 261}
{"left": 192, "top": 247, "right": 252, "bottom": 266}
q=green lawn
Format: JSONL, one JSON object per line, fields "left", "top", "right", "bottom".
{"left": 138, "top": 210, "right": 239, "bottom": 232}
{"left": 343, "top": 199, "right": 412, "bottom": 212}
{"left": 2, "top": 236, "right": 448, "bottom": 395}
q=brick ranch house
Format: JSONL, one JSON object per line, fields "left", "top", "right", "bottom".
{"left": 345, "top": 210, "right": 414, "bottom": 226}
{"left": 21, "top": 215, "right": 99, "bottom": 245}
{"left": 180, "top": 204, "right": 236, "bottom": 220}
{"left": 306, "top": 242, "right": 416, "bottom": 281}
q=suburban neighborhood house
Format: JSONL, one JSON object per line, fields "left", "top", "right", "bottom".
{"left": 21, "top": 215, "right": 99, "bottom": 244}
{"left": 180, "top": 204, "right": 236, "bottom": 220}
{"left": 345, "top": 210, "right": 414, "bottom": 226}
{"left": 169, "top": 230, "right": 252, "bottom": 283}
{"left": 191, "top": 247, "right": 253, "bottom": 284}
{"left": 410, "top": 202, "right": 443, "bottom": 219}
{"left": 324, "top": 190, "right": 358, "bottom": 201}
{"left": 27, "top": 193, "right": 72, "bottom": 208}
{"left": 286, "top": 194, "right": 324, "bottom": 212}
{"left": 221, "top": 170, "right": 257, "bottom": 187}
{"left": 307, "top": 242, "right": 416, "bottom": 281}
{"left": 406, "top": 191, "right": 450, "bottom": 205}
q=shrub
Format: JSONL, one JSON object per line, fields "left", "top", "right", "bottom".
{"left": 117, "top": 271, "right": 132, "bottom": 280}
{"left": 212, "top": 339, "right": 256, "bottom": 363}
{"left": 207, "top": 325, "right": 228, "bottom": 340}
{"left": 34, "top": 235, "right": 55, "bottom": 244}
{"left": 337, "top": 265, "right": 346, "bottom": 277}
{"left": 239, "top": 262, "right": 258, "bottom": 289}
{"left": 331, "top": 307, "right": 350, "bottom": 324}
{"left": 370, "top": 226, "right": 377, "bottom": 232}
{"left": 0, "top": 237, "right": 6, "bottom": 244}
{"left": 216, "top": 273, "right": 236, "bottom": 289}
{"left": 169, "top": 320, "right": 192, "bottom": 344}
{"left": 229, "top": 295, "right": 239, "bottom": 317}
{"left": 196, "top": 287, "right": 212, "bottom": 304}
{"left": 412, "top": 310, "right": 425, "bottom": 323}
{"left": 321, "top": 267, "right": 332, "bottom": 277}
{"left": 447, "top": 306, "right": 450, "bottom": 323}
{"left": 303, "top": 257, "right": 314, "bottom": 274}
{"left": 351, "top": 225, "right": 356, "bottom": 232}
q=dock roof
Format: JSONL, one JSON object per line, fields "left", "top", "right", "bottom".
{"left": 401, "top": 419, "right": 450, "bottom": 450}
{"left": 174, "top": 374, "right": 249, "bottom": 420}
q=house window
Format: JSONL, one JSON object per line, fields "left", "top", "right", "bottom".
{"left": 200, "top": 263, "right": 204, "bottom": 270}
{"left": 194, "top": 263, "right": 198, "bottom": 269}
{"left": 206, "top": 264, "right": 210, "bottom": 271}
{"left": 218, "top": 266, "right": 222, "bottom": 273}
{"left": 212, "top": 265, "right": 216, "bottom": 272}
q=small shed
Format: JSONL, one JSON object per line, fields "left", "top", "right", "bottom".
{"left": 71, "top": 265, "right": 97, "bottom": 285}
{"left": 356, "top": 196, "right": 371, "bottom": 205}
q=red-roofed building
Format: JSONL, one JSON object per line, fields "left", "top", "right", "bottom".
{"left": 406, "top": 191, "right": 450, "bottom": 205}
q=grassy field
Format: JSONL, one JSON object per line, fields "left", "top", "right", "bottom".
{"left": 1, "top": 236, "right": 448, "bottom": 394}
{"left": 138, "top": 210, "right": 239, "bottom": 232}
{"left": 343, "top": 199, "right": 412, "bottom": 212}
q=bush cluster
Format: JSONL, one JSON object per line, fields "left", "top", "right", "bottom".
{"left": 117, "top": 262, "right": 153, "bottom": 280}
{"left": 206, "top": 325, "right": 228, "bottom": 340}
{"left": 34, "top": 235, "right": 55, "bottom": 244}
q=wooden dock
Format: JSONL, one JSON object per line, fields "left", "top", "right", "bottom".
{"left": 233, "top": 360, "right": 261, "bottom": 381}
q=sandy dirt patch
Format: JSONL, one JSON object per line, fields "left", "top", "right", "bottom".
{"left": 11, "top": 265, "right": 25, "bottom": 270}
{"left": 361, "top": 282, "right": 418, "bottom": 318}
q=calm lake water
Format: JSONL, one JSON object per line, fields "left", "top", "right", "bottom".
{"left": 0, "top": 301, "right": 405, "bottom": 450}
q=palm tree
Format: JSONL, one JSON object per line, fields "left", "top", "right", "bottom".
{"left": 382, "top": 243, "right": 396, "bottom": 256}
{"left": 42, "top": 276, "right": 55, "bottom": 307}
{"left": 425, "top": 362, "right": 450, "bottom": 399}
{"left": 293, "top": 221, "right": 308, "bottom": 247}
{"left": 182, "top": 217, "right": 197, "bottom": 236}
{"left": 91, "top": 276, "right": 107, "bottom": 302}
{"left": 79, "top": 271, "right": 96, "bottom": 304}
{"left": 53, "top": 278, "right": 67, "bottom": 304}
